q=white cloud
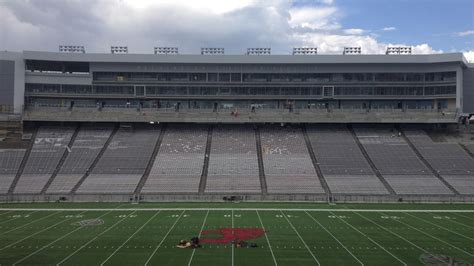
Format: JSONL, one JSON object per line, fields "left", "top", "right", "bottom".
{"left": 457, "top": 30, "right": 474, "bottom": 37}
{"left": 382, "top": 27, "right": 397, "bottom": 31}
{"left": 121, "top": 0, "right": 256, "bottom": 14}
{"left": 411, "top": 44, "right": 442, "bottom": 54}
{"left": 464, "top": 51, "right": 474, "bottom": 63}
{"left": 289, "top": 6, "right": 340, "bottom": 30}
{"left": 0, "top": 0, "right": 445, "bottom": 55}
{"left": 343, "top": 28, "right": 365, "bottom": 35}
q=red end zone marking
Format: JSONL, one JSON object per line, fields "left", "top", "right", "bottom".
{"left": 200, "top": 228, "right": 265, "bottom": 244}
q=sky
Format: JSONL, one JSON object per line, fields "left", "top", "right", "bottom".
{"left": 0, "top": 0, "right": 473, "bottom": 61}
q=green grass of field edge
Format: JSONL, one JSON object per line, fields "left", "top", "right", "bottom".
{"left": 0, "top": 206, "right": 473, "bottom": 265}
{"left": 0, "top": 202, "right": 474, "bottom": 211}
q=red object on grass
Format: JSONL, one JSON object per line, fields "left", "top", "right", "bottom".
{"left": 200, "top": 228, "right": 265, "bottom": 244}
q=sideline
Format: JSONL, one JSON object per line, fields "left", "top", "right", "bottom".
{"left": 0, "top": 208, "right": 474, "bottom": 212}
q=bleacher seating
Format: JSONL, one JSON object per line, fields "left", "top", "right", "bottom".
{"left": 354, "top": 126, "right": 452, "bottom": 195}
{"left": 206, "top": 125, "right": 260, "bottom": 193}
{"left": 142, "top": 124, "right": 207, "bottom": 193}
{"left": 354, "top": 126, "right": 429, "bottom": 175}
{"left": 442, "top": 175, "right": 474, "bottom": 194}
{"left": 465, "top": 144, "right": 474, "bottom": 155}
{"left": 0, "top": 149, "right": 25, "bottom": 194}
{"left": 404, "top": 129, "right": 474, "bottom": 194}
{"left": 77, "top": 126, "right": 160, "bottom": 194}
{"left": 383, "top": 175, "right": 453, "bottom": 194}
{"left": 4, "top": 124, "right": 472, "bottom": 198}
{"left": 46, "top": 127, "right": 113, "bottom": 194}
{"left": 404, "top": 130, "right": 474, "bottom": 175}
{"left": 14, "top": 126, "right": 75, "bottom": 194}
{"left": 260, "top": 125, "right": 324, "bottom": 193}
{"left": 307, "top": 125, "right": 388, "bottom": 194}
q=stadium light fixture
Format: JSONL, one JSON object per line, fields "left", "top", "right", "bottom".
{"left": 111, "top": 46, "right": 128, "bottom": 54}
{"left": 201, "top": 48, "right": 225, "bottom": 55}
{"left": 386, "top": 46, "right": 412, "bottom": 55}
{"left": 247, "top": 48, "right": 271, "bottom": 55}
{"left": 59, "top": 45, "right": 85, "bottom": 53}
{"left": 343, "top": 47, "right": 361, "bottom": 55}
{"left": 292, "top": 47, "right": 317, "bottom": 55}
{"left": 154, "top": 47, "right": 178, "bottom": 55}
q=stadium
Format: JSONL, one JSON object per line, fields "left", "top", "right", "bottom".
{"left": 0, "top": 47, "right": 474, "bottom": 265}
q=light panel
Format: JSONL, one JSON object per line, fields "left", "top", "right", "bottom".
{"left": 343, "top": 47, "right": 361, "bottom": 55}
{"left": 201, "top": 47, "right": 225, "bottom": 55}
{"left": 111, "top": 46, "right": 128, "bottom": 54}
{"left": 154, "top": 47, "right": 178, "bottom": 55}
{"left": 293, "top": 47, "right": 317, "bottom": 55}
{"left": 386, "top": 46, "right": 412, "bottom": 55}
{"left": 247, "top": 48, "right": 271, "bottom": 55}
{"left": 59, "top": 45, "right": 85, "bottom": 53}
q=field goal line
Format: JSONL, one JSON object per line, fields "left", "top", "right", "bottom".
{"left": 0, "top": 208, "right": 473, "bottom": 213}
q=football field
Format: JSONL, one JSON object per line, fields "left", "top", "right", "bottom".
{"left": 0, "top": 203, "right": 473, "bottom": 265}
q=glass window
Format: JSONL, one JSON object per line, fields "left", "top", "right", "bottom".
{"left": 208, "top": 73, "right": 218, "bottom": 82}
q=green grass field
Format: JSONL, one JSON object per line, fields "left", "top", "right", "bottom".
{"left": 0, "top": 203, "right": 473, "bottom": 265}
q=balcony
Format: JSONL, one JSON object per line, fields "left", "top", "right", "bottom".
{"left": 23, "top": 106, "right": 458, "bottom": 124}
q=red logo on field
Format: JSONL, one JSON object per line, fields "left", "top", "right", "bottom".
{"left": 200, "top": 228, "right": 265, "bottom": 244}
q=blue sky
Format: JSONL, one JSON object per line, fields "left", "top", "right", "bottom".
{"left": 0, "top": 0, "right": 473, "bottom": 60}
{"left": 334, "top": 0, "right": 474, "bottom": 52}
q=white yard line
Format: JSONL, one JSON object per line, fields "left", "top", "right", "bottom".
{"left": 1, "top": 208, "right": 474, "bottom": 212}
{"left": 0, "top": 211, "right": 36, "bottom": 225}
{"left": 0, "top": 211, "right": 56, "bottom": 237}
{"left": 280, "top": 210, "right": 320, "bottom": 266}
{"left": 383, "top": 212, "right": 474, "bottom": 258}
{"left": 443, "top": 216, "right": 474, "bottom": 229}
{"left": 256, "top": 210, "right": 278, "bottom": 266}
{"left": 328, "top": 211, "right": 406, "bottom": 266}
{"left": 144, "top": 210, "right": 185, "bottom": 266}
{"left": 187, "top": 210, "right": 209, "bottom": 266}
{"left": 100, "top": 210, "right": 162, "bottom": 266}
{"left": 353, "top": 211, "right": 446, "bottom": 264}
{"left": 12, "top": 210, "right": 116, "bottom": 266}
{"left": 0, "top": 211, "right": 83, "bottom": 252}
{"left": 0, "top": 217, "right": 20, "bottom": 225}
{"left": 304, "top": 211, "right": 363, "bottom": 265}
{"left": 453, "top": 213, "right": 474, "bottom": 221}
{"left": 56, "top": 210, "right": 137, "bottom": 266}
{"left": 0, "top": 210, "right": 14, "bottom": 216}
{"left": 231, "top": 209, "right": 234, "bottom": 266}
{"left": 404, "top": 212, "right": 474, "bottom": 241}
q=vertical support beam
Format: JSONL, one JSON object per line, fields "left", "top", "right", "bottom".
{"left": 134, "top": 124, "right": 167, "bottom": 197}
{"left": 70, "top": 124, "right": 119, "bottom": 194}
{"left": 302, "top": 124, "right": 331, "bottom": 200}
{"left": 198, "top": 125, "right": 213, "bottom": 194}
{"left": 8, "top": 127, "right": 38, "bottom": 194}
{"left": 456, "top": 67, "right": 463, "bottom": 112}
{"left": 347, "top": 124, "right": 396, "bottom": 195}
{"left": 41, "top": 124, "right": 80, "bottom": 194}
{"left": 254, "top": 125, "right": 267, "bottom": 195}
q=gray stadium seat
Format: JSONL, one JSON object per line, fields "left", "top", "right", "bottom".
{"left": 307, "top": 124, "right": 388, "bottom": 194}
{"left": 206, "top": 125, "right": 261, "bottom": 193}
{"left": 143, "top": 124, "right": 207, "bottom": 193}
{"left": 260, "top": 125, "right": 324, "bottom": 194}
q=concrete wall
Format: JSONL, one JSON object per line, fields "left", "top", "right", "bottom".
{"left": 0, "top": 60, "right": 15, "bottom": 109}
{"left": 23, "top": 107, "right": 458, "bottom": 123}
{"left": 0, "top": 52, "right": 25, "bottom": 114}
{"left": 25, "top": 72, "right": 92, "bottom": 85}
{"left": 463, "top": 66, "right": 474, "bottom": 114}
{"left": 1, "top": 193, "right": 473, "bottom": 203}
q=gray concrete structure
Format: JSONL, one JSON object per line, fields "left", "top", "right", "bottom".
{"left": 0, "top": 50, "right": 472, "bottom": 122}
{"left": 463, "top": 64, "right": 474, "bottom": 114}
